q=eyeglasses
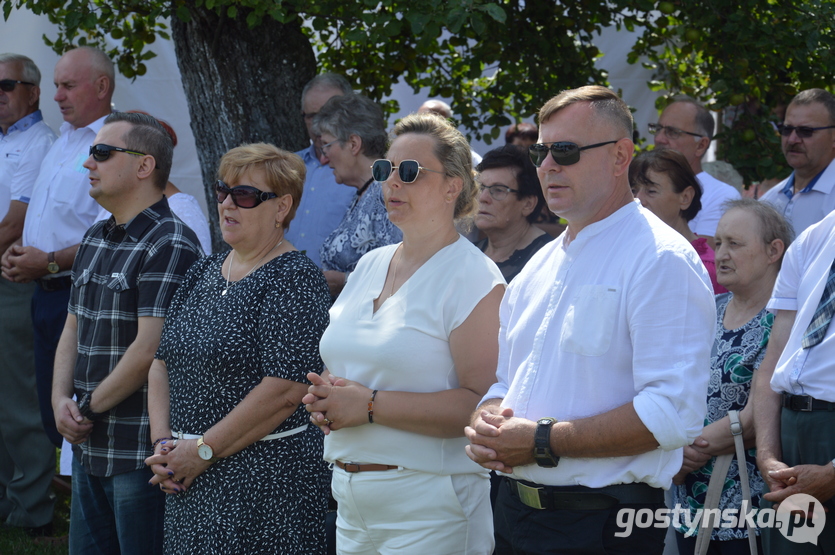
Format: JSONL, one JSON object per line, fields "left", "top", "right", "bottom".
{"left": 371, "top": 159, "right": 446, "bottom": 183}
{"left": 89, "top": 144, "right": 146, "bottom": 162}
{"left": 528, "top": 141, "right": 619, "bottom": 168}
{"left": 215, "top": 180, "right": 278, "bottom": 209}
{"left": 321, "top": 139, "right": 339, "bottom": 155}
{"left": 647, "top": 123, "right": 703, "bottom": 140}
{"left": 479, "top": 184, "right": 519, "bottom": 201}
{"left": 0, "top": 80, "right": 35, "bottom": 92}
{"left": 776, "top": 123, "right": 835, "bottom": 139}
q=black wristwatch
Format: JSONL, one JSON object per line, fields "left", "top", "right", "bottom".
{"left": 534, "top": 417, "right": 560, "bottom": 468}
{"left": 77, "top": 392, "right": 104, "bottom": 421}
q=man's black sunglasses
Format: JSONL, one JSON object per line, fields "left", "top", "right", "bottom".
{"left": 777, "top": 123, "right": 835, "bottom": 139}
{"left": 215, "top": 180, "right": 278, "bottom": 209}
{"left": 0, "top": 79, "right": 35, "bottom": 92}
{"left": 528, "top": 140, "right": 619, "bottom": 168}
{"left": 89, "top": 144, "right": 146, "bottom": 162}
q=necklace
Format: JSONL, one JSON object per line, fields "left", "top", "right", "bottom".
{"left": 222, "top": 239, "right": 283, "bottom": 296}
{"left": 388, "top": 246, "right": 402, "bottom": 298}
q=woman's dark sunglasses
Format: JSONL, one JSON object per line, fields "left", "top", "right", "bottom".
{"left": 0, "top": 79, "right": 35, "bottom": 92}
{"left": 215, "top": 180, "right": 278, "bottom": 209}
{"left": 776, "top": 123, "right": 835, "bottom": 139}
{"left": 528, "top": 140, "right": 618, "bottom": 168}
{"left": 371, "top": 159, "right": 445, "bottom": 183}
{"left": 89, "top": 144, "right": 146, "bottom": 162}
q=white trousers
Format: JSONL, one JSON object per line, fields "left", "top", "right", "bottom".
{"left": 332, "top": 466, "right": 494, "bottom": 555}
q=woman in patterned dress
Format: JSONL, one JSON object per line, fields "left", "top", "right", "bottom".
{"left": 313, "top": 93, "right": 402, "bottom": 298}
{"left": 145, "top": 144, "right": 331, "bottom": 554}
{"left": 672, "top": 199, "right": 793, "bottom": 554}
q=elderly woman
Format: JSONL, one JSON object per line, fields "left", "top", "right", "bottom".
{"left": 672, "top": 199, "right": 792, "bottom": 554}
{"left": 145, "top": 144, "right": 331, "bottom": 554}
{"left": 313, "top": 94, "right": 402, "bottom": 297}
{"left": 304, "top": 113, "right": 505, "bottom": 554}
{"left": 630, "top": 149, "right": 727, "bottom": 293}
{"left": 474, "top": 145, "right": 553, "bottom": 282}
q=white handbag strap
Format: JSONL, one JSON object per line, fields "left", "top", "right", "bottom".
{"left": 693, "top": 410, "right": 757, "bottom": 555}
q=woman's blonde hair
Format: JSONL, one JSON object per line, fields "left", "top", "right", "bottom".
{"left": 390, "top": 113, "right": 477, "bottom": 220}
{"left": 217, "top": 143, "right": 305, "bottom": 229}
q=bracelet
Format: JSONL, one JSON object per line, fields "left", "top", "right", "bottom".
{"left": 368, "top": 390, "right": 378, "bottom": 423}
{"left": 152, "top": 436, "right": 174, "bottom": 449}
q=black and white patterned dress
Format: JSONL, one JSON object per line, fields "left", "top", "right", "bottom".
{"left": 156, "top": 251, "right": 331, "bottom": 554}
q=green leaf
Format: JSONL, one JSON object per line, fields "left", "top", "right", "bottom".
{"left": 471, "top": 14, "right": 486, "bottom": 36}
{"left": 448, "top": 9, "right": 466, "bottom": 33}
{"left": 228, "top": 5, "right": 237, "bottom": 18}
{"left": 406, "top": 12, "right": 430, "bottom": 33}
{"left": 482, "top": 3, "right": 507, "bottom": 24}
{"left": 176, "top": 5, "right": 191, "bottom": 22}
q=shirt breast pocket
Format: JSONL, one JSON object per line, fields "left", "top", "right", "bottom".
{"left": 560, "top": 284, "right": 619, "bottom": 356}
{"left": 107, "top": 273, "right": 136, "bottom": 293}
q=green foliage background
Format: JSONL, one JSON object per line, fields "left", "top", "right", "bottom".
{"left": 4, "top": 0, "right": 834, "bottom": 185}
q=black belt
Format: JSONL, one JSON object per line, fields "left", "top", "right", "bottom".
{"left": 35, "top": 275, "right": 73, "bottom": 292}
{"left": 506, "top": 478, "right": 663, "bottom": 511}
{"left": 782, "top": 393, "right": 835, "bottom": 412}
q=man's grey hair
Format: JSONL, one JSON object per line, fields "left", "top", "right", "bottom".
{"left": 312, "top": 94, "right": 387, "bottom": 159}
{"left": 789, "top": 89, "right": 835, "bottom": 126}
{"left": 72, "top": 46, "right": 116, "bottom": 93}
{"left": 103, "top": 112, "right": 173, "bottom": 190}
{"left": 300, "top": 73, "right": 352, "bottom": 107}
{"left": 0, "top": 53, "right": 41, "bottom": 86}
{"left": 670, "top": 95, "right": 715, "bottom": 140}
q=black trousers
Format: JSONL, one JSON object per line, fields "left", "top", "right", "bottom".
{"left": 493, "top": 478, "right": 666, "bottom": 555}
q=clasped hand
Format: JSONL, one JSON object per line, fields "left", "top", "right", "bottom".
{"left": 464, "top": 405, "right": 537, "bottom": 473}
{"left": 145, "top": 439, "right": 212, "bottom": 494}
{"left": 303, "top": 372, "right": 370, "bottom": 435}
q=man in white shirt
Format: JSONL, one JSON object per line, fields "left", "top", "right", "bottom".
{"left": 1, "top": 46, "right": 113, "bottom": 449}
{"left": 759, "top": 89, "right": 835, "bottom": 236}
{"left": 0, "top": 52, "right": 58, "bottom": 537}
{"left": 652, "top": 96, "right": 740, "bottom": 239}
{"left": 465, "top": 86, "right": 715, "bottom": 554}
{"left": 285, "top": 73, "right": 356, "bottom": 267}
{"left": 753, "top": 210, "right": 835, "bottom": 553}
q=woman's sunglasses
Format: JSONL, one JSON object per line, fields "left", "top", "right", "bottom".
{"left": 89, "top": 144, "right": 146, "bottom": 162}
{"left": 528, "top": 140, "right": 618, "bottom": 168}
{"left": 371, "top": 159, "right": 445, "bottom": 183}
{"left": 215, "top": 180, "right": 278, "bottom": 209}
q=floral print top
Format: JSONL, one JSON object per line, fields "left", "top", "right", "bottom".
{"left": 319, "top": 180, "right": 402, "bottom": 273}
{"left": 672, "top": 292, "right": 771, "bottom": 540}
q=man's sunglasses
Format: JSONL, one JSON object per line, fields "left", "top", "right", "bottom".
{"left": 528, "top": 140, "right": 618, "bottom": 168}
{"left": 371, "top": 159, "right": 445, "bottom": 183}
{"left": 0, "top": 79, "right": 35, "bottom": 92}
{"left": 777, "top": 123, "right": 835, "bottom": 139}
{"left": 215, "top": 180, "right": 278, "bottom": 209}
{"left": 89, "top": 144, "right": 146, "bottom": 162}
{"left": 647, "top": 123, "right": 703, "bottom": 140}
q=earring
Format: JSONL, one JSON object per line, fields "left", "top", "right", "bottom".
{"left": 275, "top": 221, "right": 282, "bottom": 228}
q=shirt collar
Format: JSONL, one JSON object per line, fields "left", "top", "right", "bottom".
{"left": 780, "top": 167, "right": 827, "bottom": 199}
{"left": 2, "top": 110, "right": 43, "bottom": 136}
{"left": 104, "top": 196, "right": 171, "bottom": 242}
{"left": 59, "top": 112, "right": 110, "bottom": 137}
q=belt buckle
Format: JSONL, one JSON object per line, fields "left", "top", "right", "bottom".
{"left": 800, "top": 396, "right": 814, "bottom": 411}
{"left": 516, "top": 482, "right": 544, "bottom": 510}
{"left": 343, "top": 463, "right": 361, "bottom": 473}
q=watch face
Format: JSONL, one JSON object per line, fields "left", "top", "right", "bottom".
{"left": 537, "top": 417, "right": 556, "bottom": 426}
{"left": 47, "top": 262, "right": 60, "bottom": 273}
{"left": 197, "top": 443, "right": 213, "bottom": 461}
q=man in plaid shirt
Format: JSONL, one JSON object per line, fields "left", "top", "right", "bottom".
{"left": 51, "top": 112, "right": 202, "bottom": 554}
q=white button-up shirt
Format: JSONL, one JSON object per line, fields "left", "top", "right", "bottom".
{"left": 760, "top": 158, "right": 835, "bottom": 237}
{"left": 688, "top": 171, "right": 741, "bottom": 237}
{"left": 769, "top": 209, "right": 835, "bottom": 401}
{"left": 0, "top": 111, "right": 56, "bottom": 221}
{"left": 284, "top": 144, "right": 356, "bottom": 267}
{"left": 483, "top": 202, "right": 715, "bottom": 489}
{"left": 22, "top": 116, "right": 106, "bottom": 254}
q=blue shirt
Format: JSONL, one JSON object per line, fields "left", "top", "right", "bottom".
{"left": 285, "top": 145, "right": 356, "bottom": 267}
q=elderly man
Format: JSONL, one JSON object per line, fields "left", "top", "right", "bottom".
{"left": 285, "top": 73, "right": 356, "bottom": 267}
{"left": 52, "top": 112, "right": 201, "bottom": 553}
{"left": 1, "top": 46, "right": 114, "bottom": 449}
{"left": 652, "top": 96, "right": 740, "bottom": 238}
{"left": 760, "top": 89, "right": 835, "bottom": 236}
{"left": 465, "top": 86, "right": 715, "bottom": 554}
{"left": 0, "top": 53, "right": 57, "bottom": 537}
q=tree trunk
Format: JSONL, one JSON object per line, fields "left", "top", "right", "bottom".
{"left": 171, "top": 8, "right": 316, "bottom": 252}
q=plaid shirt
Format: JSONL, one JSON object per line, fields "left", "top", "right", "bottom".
{"left": 69, "top": 196, "right": 202, "bottom": 476}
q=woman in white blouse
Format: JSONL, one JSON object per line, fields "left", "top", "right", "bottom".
{"left": 304, "top": 113, "right": 505, "bottom": 554}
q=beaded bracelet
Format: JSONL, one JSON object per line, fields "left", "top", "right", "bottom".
{"left": 368, "top": 390, "right": 378, "bottom": 423}
{"left": 152, "top": 436, "right": 174, "bottom": 449}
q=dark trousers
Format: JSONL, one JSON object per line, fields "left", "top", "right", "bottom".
{"left": 494, "top": 478, "right": 666, "bottom": 554}
{"left": 31, "top": 285, "right": 71, "bottom": 448}
{"left": 676, "top": 531, "right": 762, "bottom": 554}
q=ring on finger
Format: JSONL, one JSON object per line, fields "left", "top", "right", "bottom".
{"left": 324, "top": 418, "right": 334, "bottom": 425}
